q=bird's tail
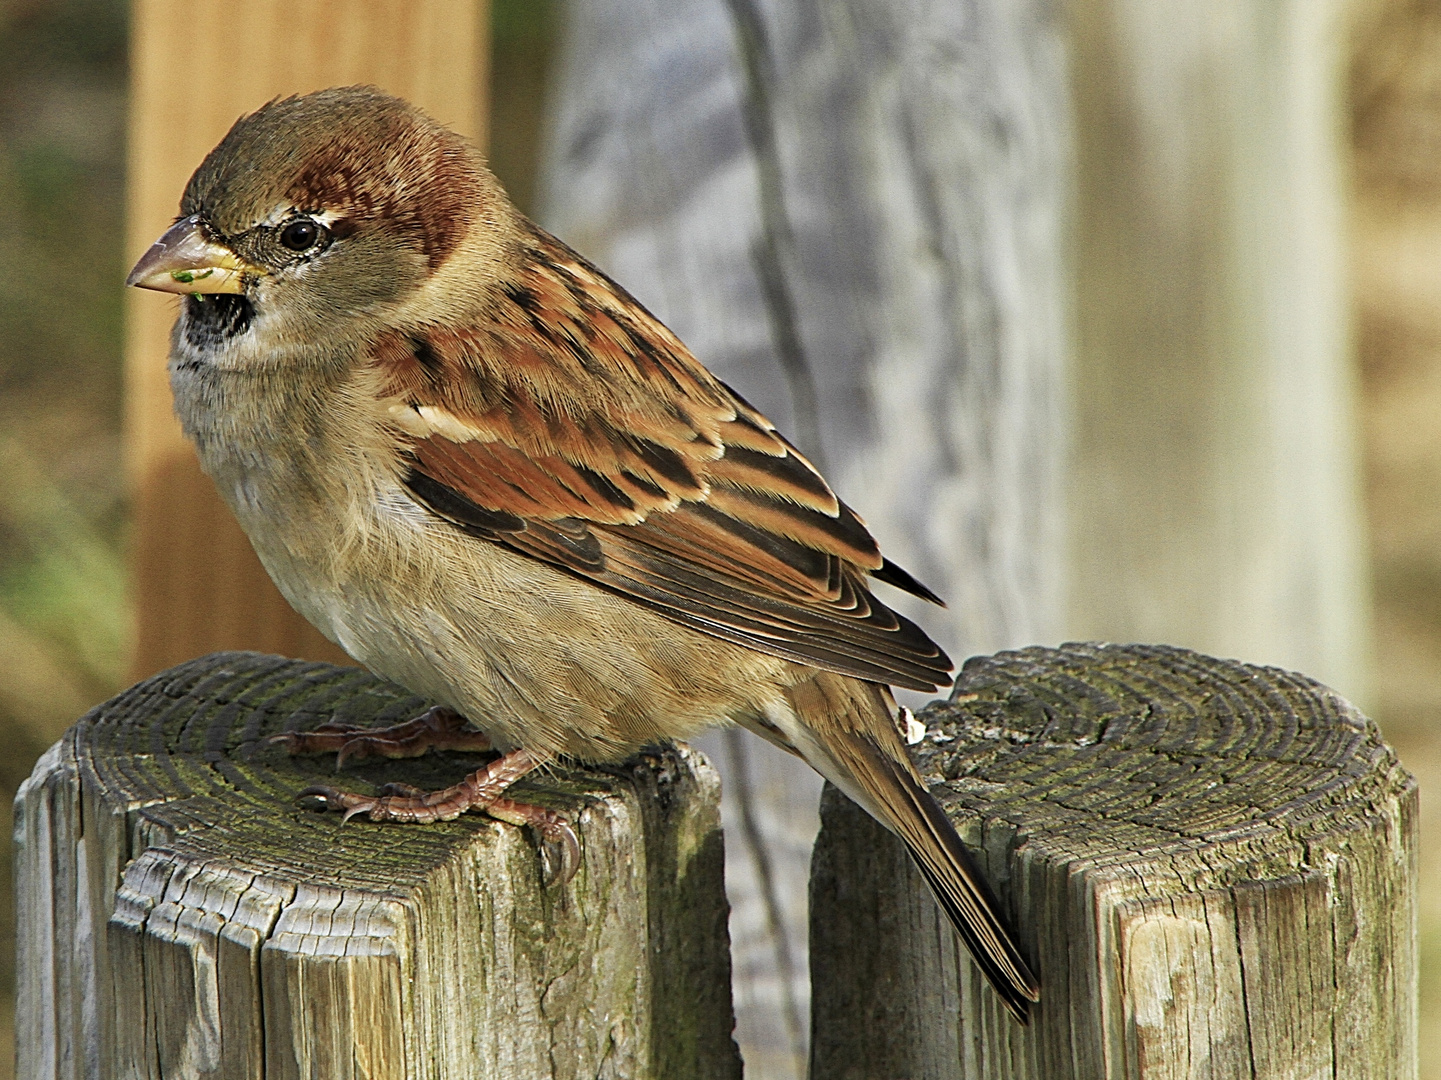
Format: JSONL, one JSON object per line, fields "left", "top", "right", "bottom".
{"left": 778, "top": 671, "right": 1040, "bottom": 1023}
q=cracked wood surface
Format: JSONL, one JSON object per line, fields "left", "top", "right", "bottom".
{"left": 809, "top": 642, "right": 1417, "bottom": 1079}
{"left": 14, "top": 651, "right": 740, "bottom": 1080}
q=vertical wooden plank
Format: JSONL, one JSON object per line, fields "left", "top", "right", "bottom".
{"left": 1066, "top": 0, "right": 1370, "bottom": 701}
{"left": 541, "top": 0, "right": 1069, "bottom": 665}
{"left": 124, "top": 0, "right": 489, "bottom": 679}
{"left": 540, "top": 6, "right": 1069, "bottom": 1071}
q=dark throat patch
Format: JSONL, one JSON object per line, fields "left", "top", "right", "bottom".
{"left": 182, "top": 292, "right": 254, "bottom": 351}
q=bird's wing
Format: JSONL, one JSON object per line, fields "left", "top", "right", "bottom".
{"left": 372, "top": 227, "right": 952, "bottom": 691}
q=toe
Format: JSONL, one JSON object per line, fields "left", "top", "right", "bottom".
{"left": 297, "top": 784, "right": 357, "bottom": 812}
{"left": 376, "top": 781, "right": 427, "bottom": 798}
{"left": 334, "top": 736, "right": 377, "bottom": 770}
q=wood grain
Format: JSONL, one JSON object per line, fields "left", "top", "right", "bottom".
{"left": 125, "top": 0, "right": 489, "bottom": 679}
{"left": 14, "top": 651, "right": 740, "bottom": 1079}
{"left": 540, "top": 0, "right": 1069, "bottom": 665}
{"left": 809, "top": 643, "right": 1417, "bottom": 1079}
{"left": 1066, "top": 0, "right": 1370, "bottom": 701}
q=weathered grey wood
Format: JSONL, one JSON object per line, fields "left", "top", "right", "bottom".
{"left": 541, "top": 7, "right": 1069, "bottom": 1071}
{"left": 541, "top": 0, "right": 1069, "bottom": 662}
{"left": 810, "top": 642, "right": 1417, "bottom": 1079}
{"left": 14, "top": 651, "right": 740, "bottom": 1080}
{"left": 1067, "top": 0, "right": 1370, "bottom": 701}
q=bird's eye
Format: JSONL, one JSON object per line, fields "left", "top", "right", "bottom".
{"left": 279, "top": 218, "right": 323, "bottom": 252}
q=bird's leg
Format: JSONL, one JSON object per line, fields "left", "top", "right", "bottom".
{"left": 297, "top": 745, "right": 535, "bottom": 823}
{"left": 270, "top": 705, "right": 493, "bottom": 768}
{"left": 297, "top": 747, "right": 581, "bottom": 884}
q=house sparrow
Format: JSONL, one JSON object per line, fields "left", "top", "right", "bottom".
{"left": 127, "top": 86, "right": 1039, "bottom": 1022}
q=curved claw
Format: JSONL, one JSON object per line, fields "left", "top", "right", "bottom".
{"left": 297, "top": 783, "right": 340, "bottom": 805}
{"left": 295, "top": 784, "right": 382, "bottom": 823}
{"left": 536, "top": 818, "right": 582, "bottom": 887}
{"left": 272, "top": 730, "right": 401, "bottom": 771}
{"left": 296, "top": 778, "right": 389, "bottom": 819}
{"left": 334, "top": 737, "right": 377, "bottom": 771}
{"left": 275, "top": 707, "right": 494, "bottom": 770}
{"left": 483, "top": 795, "right": 581, "bottom": 886}
{"left": 294, "top": 772, "right": 485, "bottom": 824}
{"left": 295, "top": 780, "right": 581, "bottom": 881}
{"left": 268, "top": 727, "right": 365, "bottom": 758}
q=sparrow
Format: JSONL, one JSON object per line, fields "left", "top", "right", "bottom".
{"left": 126, "top": 86, "right": 1040, "bottom": 1022}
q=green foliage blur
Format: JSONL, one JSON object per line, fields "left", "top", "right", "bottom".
{"left": 0, "top": 0, "right": 130, "bottom": 735}
{"left": 489, "top": 0, "right": 559, "bottom": 215}
{"left": 0, "top": 0, "right": 131, "bottom": 1069}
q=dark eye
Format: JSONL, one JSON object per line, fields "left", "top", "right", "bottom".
{"left": 279, "top": 217, "right": 323, "bottom": 252}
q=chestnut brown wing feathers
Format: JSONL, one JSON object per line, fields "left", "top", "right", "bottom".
{"left": 378, "top": 230, "right": 953, "bottom": 691}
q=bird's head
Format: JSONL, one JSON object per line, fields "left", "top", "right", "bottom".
{"left": 128, "top": 86, "right": 508, "bottom": 351}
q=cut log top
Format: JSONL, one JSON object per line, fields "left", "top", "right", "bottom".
{"left": 80, "top": 651, "right": 556, "bottom": 894}
{"left": 913, "top": 642, "right": 1409, "bottom": 891}
{"left": 811, "top": 642, "right": 1417, "bottom": 1079}
{"left": 17, "top": 650, "right": 740, "bottom": 1080}
{"left": 18, "top": 644, "right": 1418, "bottom": 1079}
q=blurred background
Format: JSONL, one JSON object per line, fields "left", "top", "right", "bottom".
{"left": 0, "top": 0, "right": 1438, "bottom": 1076}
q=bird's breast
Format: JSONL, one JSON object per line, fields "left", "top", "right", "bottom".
{"left": 227, "top": 449, "right": 795, "bottom": 761}
{"left": 171, "top": 355, "right": 797, "bottom": 761}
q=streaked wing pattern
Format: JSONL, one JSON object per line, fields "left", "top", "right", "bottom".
{"left": 375, "top": 226, "right": 953, "bottom": 691}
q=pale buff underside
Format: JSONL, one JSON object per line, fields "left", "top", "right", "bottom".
{"left": 172, "top": 214, "right": 830, "bottom": 765}
{"left": 245, "top": 479, "right": 802, "bottom": 763}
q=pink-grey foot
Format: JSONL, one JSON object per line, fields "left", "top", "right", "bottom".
{"left": 269, "top": 705, "right": 494, "bottom": 768}
{"left": 294, "top": 745, "right": 581, "bottom": 885}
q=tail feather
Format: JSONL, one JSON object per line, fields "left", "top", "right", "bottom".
{"left": 892, "top": 766, "right": 1040, "bottom": 1022}
{"left": 778, "top": 673, "right": 1040, "bottom": 1023}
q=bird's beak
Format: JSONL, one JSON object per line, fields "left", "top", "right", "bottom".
{"left": 126, "top": 215, "right": 262, "bottom": 294}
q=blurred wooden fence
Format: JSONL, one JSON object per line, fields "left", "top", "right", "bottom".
{"left": 124, "top": 0, "right": 489, "bottom": 679}
{"left": 1067, "top": 0, "right": 1369, "bottom": 703}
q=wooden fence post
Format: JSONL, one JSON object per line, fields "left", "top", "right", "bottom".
{"left": 125, "top": 0, "right": 489, "bottom": 680}
{"left": 809, "top": 642, "right": 1417, "bottom": 1079}
{"left": 540, "top": 5, "right": 1070, "bottom": 1069}
{"left": 14, "top": 652, "right": 740, "bottom": 1079}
